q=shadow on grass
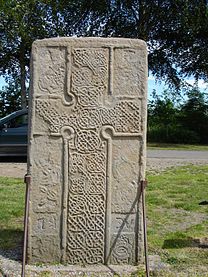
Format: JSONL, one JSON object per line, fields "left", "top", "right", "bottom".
{"left": 163, "top": 238, "right": 208, "bottom": 249}
{"left": 0, "top": 229, "right": 23, "bottom": 261}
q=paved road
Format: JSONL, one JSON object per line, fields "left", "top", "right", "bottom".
{"left": 1, "top": 150, "right": 207, "bottom": 162}
{"left": 0, "top": 150, "right": 208, "bottom": 178}
{"left": 147, "top": 150, "right": 208, "bottom": 160}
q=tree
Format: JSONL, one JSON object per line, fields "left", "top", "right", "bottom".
{"left": 148, "top": 87, "right": 208, "bottom": 144}
{"left": 0, "top": 0, "right": 59, "bottom": 108}
{"left": 180, "top": 87, "right": 208, "bottom": 143}
{"left": 1, "top": 0, "right": 208, "bottom": 108}
{"left": 0, "top": 81, "right": 22, "bottom": 118}
{"left": 61, "top": 0, "right": 208, "bottom": 89}
{"left": 148, "top": 90, "right": 181, "bottom": 142}
{"left": 0, "top": 0, "right": 83, "bottom": 109}
{"left": 1, "top": 1, "right": 41, "bottom": 108}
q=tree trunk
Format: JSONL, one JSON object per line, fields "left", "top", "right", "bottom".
{"left": 138, "top": 0, "right": 146, "bottom": 40}
{"left": 19, "top": 43, "right": 27, "bottom": 109}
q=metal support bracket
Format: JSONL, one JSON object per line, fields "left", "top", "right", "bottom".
{"left": 24, "top": 174, "right": 31, "bottom": 185}
{"left": 141, "top": 179, "right": 148, "bottom": 190}
{"left": 141, "top": 179, "right": 150, "bottom": 277}
{"left": 21, "top": 173, "right": 31, "bottom": 277}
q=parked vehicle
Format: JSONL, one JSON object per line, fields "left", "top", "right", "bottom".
{"left": 0, "top": 109, "right": 28, "bottom": 156}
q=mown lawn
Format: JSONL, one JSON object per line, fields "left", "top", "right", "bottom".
{"left": 0, "top": 166, "right": 208, "bottom": 276}
{"left": 0, "top": 176, "right": 25, "bottom": 249}
{"left": 146, "top": 165, "right": 208, "bottom": 276}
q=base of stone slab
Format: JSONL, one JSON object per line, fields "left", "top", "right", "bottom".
{"left": 1, "top": 264, "right": 141, "bottom": 277}
{"left": 0, "top": 254, "right": 141, "bottom": 277}
{"left": 0, "top": 248, "right": 170, "bottom": 277}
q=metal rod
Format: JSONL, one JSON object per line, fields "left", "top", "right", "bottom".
{"left": 21, "top": 174, "right": 31, "bottom": 277}
{"left": 141, "top": 180, "right": 150, "bottom": 277}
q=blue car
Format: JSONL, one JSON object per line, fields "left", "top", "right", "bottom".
{"left": 0, "top": 109, "right": 28, "bottom": 156}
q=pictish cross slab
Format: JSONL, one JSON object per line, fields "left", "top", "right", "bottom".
{"left": 28, "top": 38, "right": 147, "bottom": 265}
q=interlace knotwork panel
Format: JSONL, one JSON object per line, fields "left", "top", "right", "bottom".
{"left": 67, "top": 48, "right": 108, "bottom": 264}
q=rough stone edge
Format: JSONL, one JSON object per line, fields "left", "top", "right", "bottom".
{"left": 32, "top": 36, "right": 147, "bottom": 50}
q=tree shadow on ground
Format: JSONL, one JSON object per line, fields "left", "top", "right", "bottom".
{"left": 163, "top": 238, "right": 208, "bottom": 249}
{"left": 0, "top": 229, "right": 23, "bottom": 261}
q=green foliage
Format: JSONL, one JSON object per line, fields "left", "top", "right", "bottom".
{"left": 180, "top": 88, "right": 208, "bottom": 143}
{"left": 148, "top": 87, "right": 208, "bottom": 144}
{"left": 0, "top": 0, "right": 68, "bottom": 108}
{"left": 148, "top": 125, "right": 200, "bottom": 144}
{"left": 0, "top": 81, "right": 22, "bottom": 117}
{"left": 0, "top": 0, "right": 208, "bottom": 109}
{"left": 61, "top": 0, "right": 208, "bottom": 89}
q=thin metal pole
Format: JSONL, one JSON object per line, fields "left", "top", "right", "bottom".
{"left": 21, "top": 174, "right": 31, "bottom": 277}
{"left": 141, "top": 180, "right": 150, "bottom": 277}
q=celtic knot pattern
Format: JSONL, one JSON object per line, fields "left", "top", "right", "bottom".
{"left": 113, "top": 101, "right": 141, "bottom": 132}
{"left": 77, "top": 109, "right": 102, "bottom": 129}
{"left": 72, "top": 49, "right": 107, "bottom": 109}
{"left": 36, "top": 100, "right": 78, "bottom": 134}
{"left": 75, "top": 130, "right": 101, "bottom": 153}
{"left": 86, "top": 153, "right": 105, "bottom": 172}
{"left": 67, "top": 145, "right": 106, "bottom": 264}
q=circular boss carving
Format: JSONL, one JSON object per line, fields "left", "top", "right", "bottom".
{"left": 75, "top": 130, "right": 101, "bottom": 153}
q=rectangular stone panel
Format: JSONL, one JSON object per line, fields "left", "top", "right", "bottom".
{"left": 28, "top": 37, "right": 147, "bottom": 265}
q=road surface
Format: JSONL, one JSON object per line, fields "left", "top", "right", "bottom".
{"left": 147, "top": 150, "right": 208, "bottom": 159}
{"left": 0, "top": 150, "right": 208, "bottom": 178}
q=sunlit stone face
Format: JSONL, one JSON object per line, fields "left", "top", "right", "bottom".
{"left": 28, "top": 37, "right": 147, "bottom": 265}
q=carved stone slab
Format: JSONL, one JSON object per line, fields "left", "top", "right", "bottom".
{"left": 28, "top": 37, "right": 147, "bottom": 265}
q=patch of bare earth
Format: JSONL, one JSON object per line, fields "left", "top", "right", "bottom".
{"left": 148, "top": 207, "right": 208, "bottom": 234}
{"left": 0, "top": 163, "right": 27, "bottom": 178}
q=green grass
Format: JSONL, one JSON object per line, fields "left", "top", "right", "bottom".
{"left": 0, "top": 176, "right": 25, "bottom": 248}
{"left": 147, "top": 143, "right": 208, "bottom": 151}
{"left": 0, "top": 167, "right": 208, "bottom": 276}
{"left": 147, "top": 165, "right": 208, "bottom": 275}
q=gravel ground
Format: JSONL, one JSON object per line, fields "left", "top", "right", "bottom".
{"left": 147, "top": 158, "right": 208, "bottom": 174}
{"left": 0, "top": 162, "right": 27, "bottom": 178}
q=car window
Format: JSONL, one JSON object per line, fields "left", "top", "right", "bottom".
{"left": 7, "top": 114, "right": 28, "bottom": 128}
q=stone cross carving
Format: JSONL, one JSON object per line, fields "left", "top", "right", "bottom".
{"left": 28, "top": 38, "right": 147, "bottom": 265}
